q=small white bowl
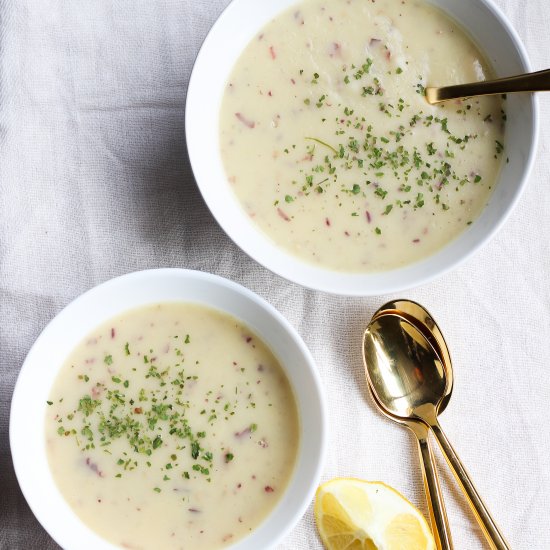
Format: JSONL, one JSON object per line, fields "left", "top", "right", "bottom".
{"left": 10, "top": 269, "right": 327, "bottom": 550}
{"left": 186, "top": 0, "right": 538, "bottom": 296}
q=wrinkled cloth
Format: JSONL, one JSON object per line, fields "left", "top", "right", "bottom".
{"left": 1, "top": 1, "right": 550, "bottom": 549}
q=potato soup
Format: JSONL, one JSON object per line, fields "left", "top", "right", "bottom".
{"left": 45, "top": 303, "right": 299, "bottom": 550}
{"left": 220, "top": 0, "right": 506, "bottom": 272}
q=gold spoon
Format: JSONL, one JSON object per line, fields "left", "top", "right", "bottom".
{"left": 370, "top": 303, "right": 511, "bottom": 547}
{"left": 425, "top": 68, "right": 550, "bottom": 104}
{"left": 368, "top": 301, "right": 454, "bottom": 549}
{"left": 363, "top": 313, "right": 510, "bottom": 550}
{"left": 365, "top": 382, "right": 453, "bottom": 550}
{"left": 372, "top": 302, "right": 510, "bottom": 548}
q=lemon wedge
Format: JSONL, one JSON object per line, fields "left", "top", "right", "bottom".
{"left": 314, "top": 478, "right": 435, "bottom": 550}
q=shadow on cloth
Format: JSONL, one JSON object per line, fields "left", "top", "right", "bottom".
{"left": 0, "top": 290, "right": 62, "bottom": 549}
{"left": 73, "top": 98, "right": 250, "bottom": 277}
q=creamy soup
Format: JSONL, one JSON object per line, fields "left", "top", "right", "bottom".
{"left": 220, "top": 0, "right": 506, "bottom": 272}
{"left": 45, "top": 303, "right": 299, "bottom": 550}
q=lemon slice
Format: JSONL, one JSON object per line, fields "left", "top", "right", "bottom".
{"left": 314, "top": 478, "right": 435, "bottom": 550}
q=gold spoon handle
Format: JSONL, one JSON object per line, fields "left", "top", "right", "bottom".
{"left": 408, "top": 421, "right": 454, "bottom": 550}
{"left": 430, "top": 422, "right": 510, "bottom": 550}
{"left": 425, "top": 68, "right": 550, "bottom": 104}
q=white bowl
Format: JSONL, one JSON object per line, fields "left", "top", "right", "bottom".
{"left": 10, "top": 269, "right": 327, "bottom": 550}
{"left": 186, "top": 0, "right": 538, "bottom": 296}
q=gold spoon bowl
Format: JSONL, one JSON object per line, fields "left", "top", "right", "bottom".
{"left": 371, "top": 300, "right": 451, "bottom": 374}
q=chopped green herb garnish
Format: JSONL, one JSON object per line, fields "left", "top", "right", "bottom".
{"left": 191, "top": 441, "right": 200, "bottom": 459}
{"left": 305, "top": 137, "right": 338, "bottom": 155}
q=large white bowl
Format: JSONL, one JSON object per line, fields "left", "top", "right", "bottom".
{"left": 10, "top": 269, "right": 327, "bottom": 550}
{"left": 186, "top": 0, "right": 538, "bottom": 296}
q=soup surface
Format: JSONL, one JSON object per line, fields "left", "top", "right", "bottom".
{"left": 220, "top": 0, "right": 506, "bottom": 272}
{"left": 46, "top": 303, "right": 299, "bottom": 550}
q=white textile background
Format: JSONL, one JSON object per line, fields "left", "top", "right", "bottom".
{"left": 1, "top": 1, "right": 549, "bottom": 549}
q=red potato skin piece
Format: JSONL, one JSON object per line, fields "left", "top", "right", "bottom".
{"left": 269, "top": 46, "right": 276, "bottom": 59}
{"left": 277, "top": 208, "right": 290, "bottom": 221}
{"left": 329, "top": 42, "right": 341, "bottom": 57}
{"left": 235, "top": 427, "right": 252, "bottom": 438}
{"left": 235, "top": 112, "right": 255, "bottom": 129}
{"left": 85, "top": 457, "right": 104, "bottom": 477}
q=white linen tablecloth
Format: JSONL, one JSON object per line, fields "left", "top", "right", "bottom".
{"left": 1, "top": 1, "right": 549, "bottom": 548}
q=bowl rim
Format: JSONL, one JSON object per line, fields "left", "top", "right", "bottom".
{"left": 185, "top": 0, "right": 540, "bottom": 296}
{"left": 10, "top": 268, "right": 328, "bottom": 550}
